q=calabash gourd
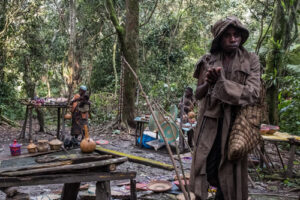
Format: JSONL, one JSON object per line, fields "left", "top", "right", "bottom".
{"left": 80, "top": 125, "right": 96, "bottom": 153}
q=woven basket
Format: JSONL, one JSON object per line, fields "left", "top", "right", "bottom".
{"left": 228, "top": 104, "right": 263, "bottom": 160}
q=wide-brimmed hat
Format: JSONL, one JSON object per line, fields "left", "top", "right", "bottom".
{"left": 210, "top": 16, "right": 249, "bottom": 53}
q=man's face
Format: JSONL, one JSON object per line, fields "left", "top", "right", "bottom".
{"left": 185, "top": 89, "right": 192, "bottom": 98}
{"left": 79, "top": 89, "right": 86, "bottom": 96}
{"left": 220, "top": 26, "right": 242, "bottom": 53}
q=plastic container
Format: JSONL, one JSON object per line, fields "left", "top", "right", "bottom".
{"left": 9, "top": 140, "right": 21, "bottom": 156}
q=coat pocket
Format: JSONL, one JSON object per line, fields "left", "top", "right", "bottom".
{"left": 232, "top": 69, "right": 249, "bottom": 85}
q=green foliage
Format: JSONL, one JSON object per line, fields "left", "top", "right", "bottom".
{"left": 0, "top": 0, "right": 298, "bottom": 128}
{"left": 89, "top": 92, "right": 118, "bottom": 123}
{"left": 278, "top": 76, "right": 300, "bottom": 135}
{"left": 0, "top": 75, "right": 24, "bottom": 120}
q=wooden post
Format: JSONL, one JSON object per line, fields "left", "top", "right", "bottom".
{"left": 135, "top": 122, "right": 138, "bottom": 146}
{"left": 57, "top": 107, "right": 61, "bottom": 138}
{"left": 139, "top": 123, "right": 143, "bottom": 148}
{"left": 96, "top": 181, "right": 111, "bottom": 200}
{"left": 179, "top": 130, "right": 185, "bottom": 153}
{"left": 20, "top": 105, "right": 29, "bottom": 139}
{"left": 28, "top": 107, "right": 33, "bottom": 141}
{"left": 274, "top": 143, "right": 285, "bottom": 169}
{"left": 259, "top": 141, "right": 265, "bottom": 168}
{"left": 286, "top": 138, "right": 296, "bottom": 178}
{"left": 61, "top": 182, "right": 80, "bottom": 200}
{"left": 130, "top": 179, "right": 137, "bottom": 200}
{"left": 61, "top": 107, "right": 66, "bottom": 140}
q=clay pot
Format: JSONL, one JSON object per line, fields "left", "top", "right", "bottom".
{"left": 80, "top": 125, "right": 96, "bottom": 153}
{"left": 64, "top": 113, "right": 72, "bottom": 120}
{"left": 37, "top": 140, "right": 49, "bottom": 152}
{"left": 27, "top": 140, "right": 37, "bottom": 153}
{"left": 49, "top": 137, "right": 63, "bottom": 150}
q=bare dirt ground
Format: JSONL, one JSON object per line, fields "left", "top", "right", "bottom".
{"left": 0, "top": 120, "right": 299, "bottom": 200}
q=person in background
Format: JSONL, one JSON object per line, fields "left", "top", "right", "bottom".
{"left": 190, "top": 16, "right": 261, "bottom": 200}
{"left": 70, "top": 85, "right": 90, "bottom": 140}
{"left": 178, "top": 86, "right": 195, "bottom": 148}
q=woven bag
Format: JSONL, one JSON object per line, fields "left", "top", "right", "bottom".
{"left": 228, "top": 104, "right": 263, "bottom": 160}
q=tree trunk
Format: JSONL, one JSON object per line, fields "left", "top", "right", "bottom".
{"left": 266, "top": 0, "right": 299, "bottom": 124}
{"left": 67, "top": 0, "right": 76, "bottom": 100}
{"left": 0, "top": 0, "right": 7, "bottom": 83}
{"left": 123, "top": 0, "right": 139, "bottom": 127}
{"left": 112, "top": 39, "right": 118, "bottom": 96}
{"left": 106, "top": 0, "right": 139, "bottom": 127}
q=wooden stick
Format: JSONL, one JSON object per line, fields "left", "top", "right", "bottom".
{"left": 122, "top": 57, "right": 189, "bottom": 200}
{"left": 248, "top": 193, "right": 298, "bottom": 199}
{"left": 274, "top": 143, "right": 285, "bottom": 169}
{"left": 153, "top": 102, "right": 191, "bottom": 198}
{"left": 248, "top": 159, "right": 261, "bottom": 181}
{"left": 96, "top": 146, "right": 174, "bottom": 170}
{"left": 286, "top": 138, "right": 296, "bottom": 178}
{"left": 248, "top": 174, "right": 255, "bottom": 188}
{"left": 0, "top": 161, "right": 72, "bottom": 174}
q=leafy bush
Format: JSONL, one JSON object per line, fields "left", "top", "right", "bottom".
{"left": 278, "top": 76, "right": 300, "bottom": 136}
{"left": 89, "top": 92, "right": 118, "bottom": 124}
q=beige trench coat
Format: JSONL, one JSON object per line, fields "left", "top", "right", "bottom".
{"left": 190, "top": 48, "right": 261, "bottom": 200}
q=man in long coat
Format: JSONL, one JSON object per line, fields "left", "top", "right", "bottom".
{"left": 190, "top": 16, "right": 261, "bottom": 200}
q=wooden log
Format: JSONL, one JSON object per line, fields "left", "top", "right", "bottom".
{"left": 106, "top": 164, "right": 116, "bottom": 172}
{"left": 0, "top": 187, "right": 18, "bottom": 197}
{"left": 0, "top": 115, "right": 20, "bottom": 127}
{"left": 249, "top": 193, "right": 298, "bottom": 199}
{"left": 1, "top": 157, "right": 127, "bottom": 176}
{"left": 130, "top": 179, "right": 137, "bottom": 200}
{"left": 35, "top": 154, "right": 112, "bottom": 164}
{"left": 264, "top": 174, "right": 285, "bottom": 181}
{"left": 0, "top": 161, "right": 72, "bottom": 174}
{"left": 96, "top": 181, "right": 111, "bottom": 200}
{"left": 61, "top": 182, "right": 80, "bottom": 200}
{"left": 95, "top": 146, "right": 174, "bottom": 171}
{"left": 0, "top": 171, "right": 136, "bottom": 188}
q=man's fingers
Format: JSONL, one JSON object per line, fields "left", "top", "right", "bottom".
{"left": 211, "top": 69, "right": 218, "bottom": 78}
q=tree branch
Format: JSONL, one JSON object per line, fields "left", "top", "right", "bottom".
{"left": 139, "top": 0, "right": 159, "bottom": 27}
{"left": 105, "top": 0, "right": 125, "bottom": 48}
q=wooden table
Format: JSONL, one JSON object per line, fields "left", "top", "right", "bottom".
{"left": 0, "top": 149, "right": 137, "bottom": 200}
{"left": 20, "top": 102, "right": 69, "bottom": 140}
{"left": 260, "top": 133, "right": 300, "bottom": 178}
{"left": 134, "top": 117, "right": 149, "bottom": 148}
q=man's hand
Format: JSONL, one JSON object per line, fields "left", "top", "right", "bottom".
{"left": 205, "top": 67, "right": 222, "bottom": 84}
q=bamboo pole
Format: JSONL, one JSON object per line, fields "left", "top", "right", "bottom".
{"left": 153, "top": 102, "right": 191, "bottom": 198}
{"left": 122, "top": 57, "right": 190, "bottom": 200}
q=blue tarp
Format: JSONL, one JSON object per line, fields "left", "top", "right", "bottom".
{"left": 137, "top": 134, "right": 156, "bottom": 149}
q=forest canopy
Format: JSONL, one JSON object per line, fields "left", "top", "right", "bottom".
{"left": 0, "top": 0, "right": 299, "bottom": 135}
